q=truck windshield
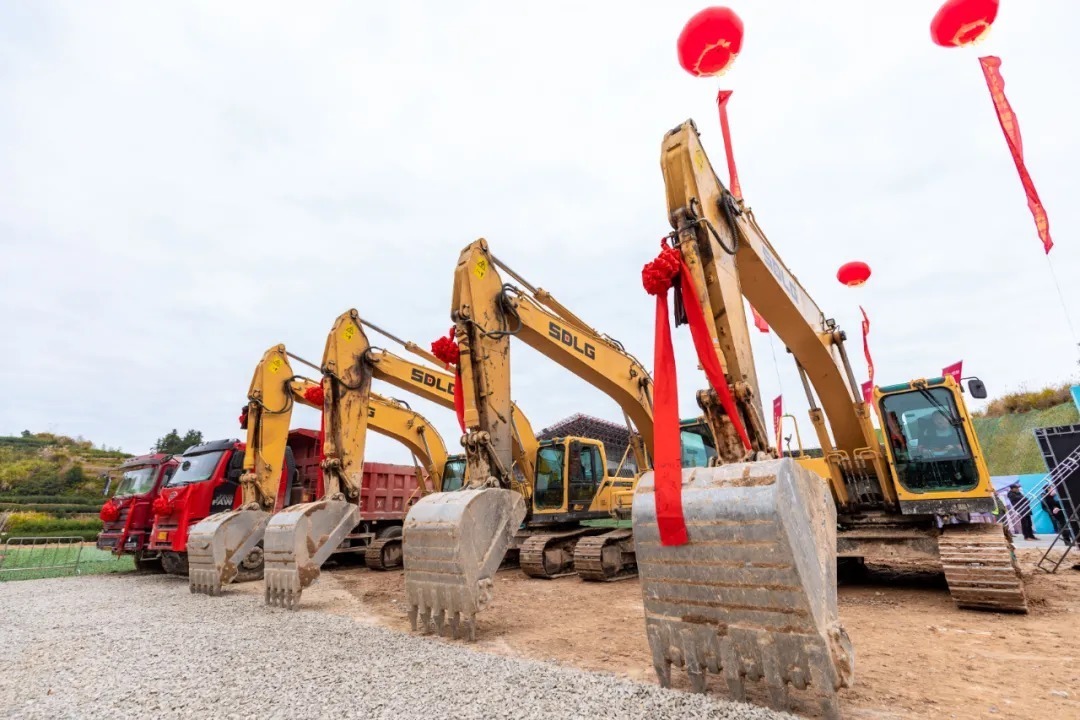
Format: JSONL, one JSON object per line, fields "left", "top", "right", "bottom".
{"left": 114, "top": 466, "right": 155, "bottom": 496}
{"left": 442, "top": 459, "right": 466, "bottom": 492}
{"left": 166, "top": 451, "right": 224, "bottom": 487}
{"left": 879, "top": 387, "right": 978, "bottom": 493}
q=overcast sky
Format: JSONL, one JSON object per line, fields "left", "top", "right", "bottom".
{"left": 3, "top": 1, "right": 1078, "bottom": 462}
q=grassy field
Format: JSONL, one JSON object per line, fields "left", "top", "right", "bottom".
{"left": 0, "top": 543, "right": 134, "bottom": 582}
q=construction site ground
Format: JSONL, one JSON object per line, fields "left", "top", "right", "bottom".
{"left": 267, "top": 549, "right": 1079, "bottom": 720}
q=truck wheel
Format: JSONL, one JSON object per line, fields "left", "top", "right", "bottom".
{"left": 160, "top": 551, "right": 188, "bottom": 576}
{"left": 233, "top": 545, "right": 264, "bottom": 583}
{"left": 133, "top": 551, "right": 164, "bottom": 573}
{"left": 377, "top": 525, "right": 403, "bottom": 540}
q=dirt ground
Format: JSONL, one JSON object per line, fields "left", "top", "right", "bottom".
{"left": 235, "top": 550, "right": 1078, "bottom": 719}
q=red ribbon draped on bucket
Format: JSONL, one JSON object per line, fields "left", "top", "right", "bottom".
{"left": 642, "top": 241, "right": 752, "bottom": 546}
{"left": 431, "top": 327, "right": 465, "bottom": 433}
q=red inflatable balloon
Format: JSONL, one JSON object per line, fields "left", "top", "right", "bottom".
{"left": 677, "top": 7, "right": 744, "bottom": 77}
{"left": 930, "top": 0, "right": 998, "bottom": 48}
{"left": 837, "top": 261, "right": 871, "bottom": 287}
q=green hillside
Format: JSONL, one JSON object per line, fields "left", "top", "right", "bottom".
{"left": 0, "top": 433, "right": 130, "bottom": 497}
{"left": 973, "top": 402, "right": 1079, "bottom": 476}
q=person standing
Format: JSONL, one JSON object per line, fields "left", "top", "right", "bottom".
{"left": 1006, "top": 483, "right": 1037, "bottom": 541}
{"left": 1041, "top": 485, "right": 1067, "bottom": 534}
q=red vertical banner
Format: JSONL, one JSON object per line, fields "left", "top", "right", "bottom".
{"left": 860, "top": 305, "right": 874, "bottom": 385}
{"left": 943, "top": 360, "right": 963, "bottom": 384}
{"left": 772, "top": 395, "right": 783, "bottom": 449}
{"left": 979, "top": 56, "right": 1053, "bottom": 254}
{"left": 716, "top": 90, "right": 743, "bottom": 201}
{"left": 750, "top": 304, "right": 769, "bottom": 333}
{"left": 861, "top": 381, "right": 873, "bottom": 404}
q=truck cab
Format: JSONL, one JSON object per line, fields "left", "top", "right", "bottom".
{"left": 96, "top": 453, "right": 178, "bottom": 569}
{"left": 148, "top": 439, "right": 248, "bottom": 575}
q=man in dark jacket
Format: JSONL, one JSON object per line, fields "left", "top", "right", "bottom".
{"left": 1006, "top": 483, "right": 1037, "bottom": 540}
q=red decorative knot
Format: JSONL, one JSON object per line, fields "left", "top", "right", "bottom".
{"left": 238, "top": 405, "right": 249, "bottom": 429}
{"left": 99, "top": 501, "right": 120, "bottom": 522}
{"left": 431, "top": 326, "right": 460, "bottom": 367}
{"left": 303, "top": 385, "right": 325, "bottom": 407}
{"left": 151, "top": 495, "right": 173, "bottom": 516}
{"left": 642, "top": 245, "right": 683, "bottom": 296}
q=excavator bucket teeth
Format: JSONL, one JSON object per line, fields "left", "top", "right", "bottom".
{"left": 403, "top": 489, "right": 526, "bottom": 640}
{"left": 186, "top": 509, "right": 269, "bottom": 596}
{"left": 633, "top": 459, "right": 853, "bottom": 718}
{"left": 263, "top": 499, "right": 360, "bottom": 610}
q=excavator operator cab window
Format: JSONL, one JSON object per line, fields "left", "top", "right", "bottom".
{"left": 567, "top": 441, "right": 604, "bottom": 507}
{"left": 879, "top": 387, "right": 979, "bottom": 493}
{"left": 680, "top": 423, "right": 718, "bottom": 468}
{"left": 534, "top": 444, "right": 566, "bottom": 510}
{"left": 442, "top": 459, "right": 466, "bottom": 492}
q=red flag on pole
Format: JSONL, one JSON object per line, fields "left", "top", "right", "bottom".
{"left": 860, "top": 306, "right": 874, "bottom": 385}
{"left": 716, "top": 90, "right": 743, "bottom": 201}
{"left": 772, "top": 395, "right": 783, "bottom": 448}
{"left": 750, "top": 304, "right": 769, "bottom": 333}
{"left": 943, "top": 360, "right": 963, "bottom": 384}
{"left": 979, "top": 56, "right": 1053, "bottom": 254}
{"left": 861, "top": 380, "right": 873, "bottom": 404}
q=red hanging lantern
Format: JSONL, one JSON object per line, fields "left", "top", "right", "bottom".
{"left": 837, "top": 261, "right": 871, "bottom": 287}
{"left": 676, "top": 7, "right": 744, "bottom": 78}
{"left": 930, "top": 0, "right": 998, "bottom": 48}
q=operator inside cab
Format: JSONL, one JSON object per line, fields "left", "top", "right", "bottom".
{"left": 916, "top": 412, "right": 965, "bottom": 457}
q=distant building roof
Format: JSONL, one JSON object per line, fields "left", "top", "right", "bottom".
{"left": 537, "top": 413, "right": 636, "bottom": 471}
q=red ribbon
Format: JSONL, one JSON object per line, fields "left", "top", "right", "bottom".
{"left": 716, "top": 90, "right": 743, "bottom": 201}
{"left": 750, "top": 304, "right": 769, "bottom": 333}
{"left": 431, "top": 327, "right": 466, "bottom": 433}
{"left": 860, "top": 305, "right": 874, "bottom": 385}
{"left": 979, "top": 56, "right": 1053, "bottom": 254}
{"left": 641, "top": 242, "right": 752, "bottom": 546}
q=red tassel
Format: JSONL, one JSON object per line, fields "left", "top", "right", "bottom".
{"left": 302, "top": 384, "right": 324, "bottom": 407}
{"left": 431, "top": 326, "right": 460, "bottom": 367}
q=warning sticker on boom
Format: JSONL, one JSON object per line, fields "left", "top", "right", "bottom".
{"left": 473, "top": 257, "right": 488, "bottom": 279}
{"left": 268, "top": 358, "right": 283, "bottom": 374}
{"left": 343, "top": 324, "right": 356, "bottom": 342}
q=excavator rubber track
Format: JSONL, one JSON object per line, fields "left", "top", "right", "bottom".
{"left": 939, "top": 522, "right": 1028, "bottom": 613}
{"left": 403, "top": 488, "right": 526, "bottom": 641}
{"left": 364, "top": 537, "right": 404, "bottom": 571}
{"left": 574, "top": 528, "right": 637, "bottom": 582}
{"left": 632, "top": 459, "right": 853, "bottom": 719}
{"left": 518, "top": 527, "right": 599, "bottom": 579}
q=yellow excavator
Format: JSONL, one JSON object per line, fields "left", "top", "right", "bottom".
{"left": 402, "top": 239, "right": 722, "bottom": 640}
{"left": 262, "top": 310, "right": 541, "bottom": 609}
{"left": 631, "top": 120, "right": 1025, "bottom": 716}
{"left": 187, "top": 344, "right": 464, "bottom": 597}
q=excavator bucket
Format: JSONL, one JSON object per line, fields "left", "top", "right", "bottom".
{"left": 262, "top": 499, "right": 361, "bottom": 609}
{"left": 632, "top": 459, "right": 853, "bottom": 719}
{"left": 186, "top": 509, "right": 269, "bottom": 595}
{"left": 403, "top": 488, "right": 526, "bottom": 641}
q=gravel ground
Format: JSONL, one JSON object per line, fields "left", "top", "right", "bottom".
{"left": 1, "top": 575, "right": 793, "bottom": 720}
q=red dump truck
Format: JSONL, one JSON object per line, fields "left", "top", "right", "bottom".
{"left": 96, "top": 453, "right": 179, "bottom": 570}
{"left": 148, "top": 430, "right": 424, "bottom": 576}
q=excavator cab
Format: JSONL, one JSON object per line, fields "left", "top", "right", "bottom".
{"left": 530, "top": 438, "right": 612, "bottom": 520}
{"left": 441, "top": 455, "right": 468, "bottom": 491}
{"left": 874, "top": 375, "right": 995, "bottom": 512}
